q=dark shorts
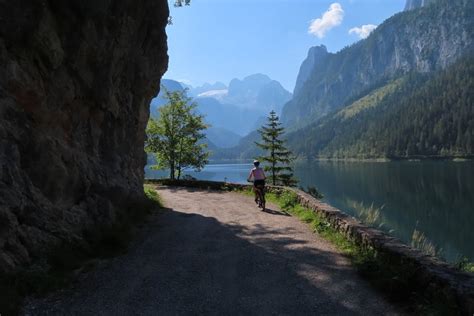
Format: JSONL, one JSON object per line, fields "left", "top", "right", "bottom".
{"left": 254, "top": 180, "right": 265, "bottom": 187}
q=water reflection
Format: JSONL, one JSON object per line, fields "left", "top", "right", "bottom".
{"left": 145, "top": 160, "right": 474, "bottom": 262}
{"left": 294, "top": 161, "right": 474, "bottom": 262}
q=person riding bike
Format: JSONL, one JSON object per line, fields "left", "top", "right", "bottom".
{"left": 247, "top": 160, "right": 266, "bottom": 208}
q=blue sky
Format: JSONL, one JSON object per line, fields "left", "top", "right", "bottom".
{"left": 165, "top": 0, "right": 405, "bottom": 92}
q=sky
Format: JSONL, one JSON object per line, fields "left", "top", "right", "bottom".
{"left": 165, "top": 0, "right": 406, "bottom": 92}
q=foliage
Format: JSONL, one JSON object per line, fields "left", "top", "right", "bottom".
{"left": 256, "top": 111, "right": 297, "bottom": 186}
{"left": 168, "top": 0, "right": 191, "bottom": 25}
{"left": 174, "top": 0, "right": 191, "bottom": 7}
{"left": 146, "top": 87, "right": 209, "bottom": 180}
{"left": 265, "top": 189, "right": 463, "bottom": 314}
{"left": 346, "top": 199, "right": 386, "bottom": 229}
{"left": 288, "top": 56, "right": 474, "bottom": 159}
{"left": 144, "top": 184, "right": 163, "bottom": 205}
{"left": 411, "top": 229, "right": 442, "bottom": 257}
{"left": 455, "top": 257, "right": 474, "bottom": 274}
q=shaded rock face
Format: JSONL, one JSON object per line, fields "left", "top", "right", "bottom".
{"left": 0, "top": 0, "right": 169, "bottom": 273}
{"left": 404, "top": 0, "right": 433, "bottom": 11}
{"left": 293, "top": 45, "right": 329, "bottom": 95}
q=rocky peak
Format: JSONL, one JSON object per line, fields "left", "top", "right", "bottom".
{"left": 404, "top": 0, "right": 434, "bottom": 11}
{"left": 293, "top": 45, "right": 330, "bottom": 95}
{"left": 282, "top": 0, "right": 473, "bottom": 128}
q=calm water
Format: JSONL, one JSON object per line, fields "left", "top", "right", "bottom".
{"left": 146, "top": 161, "right": 474, "bottom": 262}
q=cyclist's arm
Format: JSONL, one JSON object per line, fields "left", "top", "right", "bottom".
{"left": 247, "top": 170, "right": 253, "bottom": 182}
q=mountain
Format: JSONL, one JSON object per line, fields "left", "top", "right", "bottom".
{"left": 282, "top": 0, "right": 474, "bottom": 130}
{"left": 188, "top": 82, "right": 228, "bottom": 97}
{"left": 293, "top": 45, "right": 330, "bottom": 95}
{"left": 226, "top": 73, "right": 272, "bottom": 105}
{"left": 224, "top": 74, "right": 292, "bottom": 113}
{"left": 193, "top": 74, "right": 291, "bottom": 141}
{"left": 283, "top": 0, "right": 474, "bottom": 159}
{"left": 150, "top": 75, "right": 291, "bottom": 148}
{"left": 150, "top": 79, "right": 184, "bottom": 116}
{"left": 205, "top": 127, "right": 241, "bottom": 148}
{"left": 149, "top": 80, "right": 241, "bottom": 148}
{"left": 404, "top": 0, "right": 435, "bottom": 11}
{"left": 210, "top": 130, "right": 263, "bottom": 160}
{"left": 194, "top": 97, "right": 257, "bottom": 136}
{"left": 287, "top": 56, "right": 474, "bottom": 159}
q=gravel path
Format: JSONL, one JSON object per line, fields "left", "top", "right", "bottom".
{"left": 23, "top": 186, "right": 401, "bottom": 315}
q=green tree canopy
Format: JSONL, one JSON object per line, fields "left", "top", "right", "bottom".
{"left": 146, "top": 87, "right": 209, "bottom": 180}
{"left": 174, "top": 0, "right": 191, "bottom": 7}
{"left": 256, "top": 111, "right": 297, "bottom": 186}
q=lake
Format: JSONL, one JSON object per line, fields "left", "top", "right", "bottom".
{"left": 145, "top": 160, "right": 474, "bottom": 263}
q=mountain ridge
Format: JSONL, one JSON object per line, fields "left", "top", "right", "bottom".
{"left": 282, "top": 0, "right": 474, "bottom": 129}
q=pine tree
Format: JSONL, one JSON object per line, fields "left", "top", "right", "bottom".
{"left": 256, "top": 111, "right": 297, "bottom": 186}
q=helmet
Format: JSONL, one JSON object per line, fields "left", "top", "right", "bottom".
{"left": 253, "top": 159, "right": 260, "bottom": 166}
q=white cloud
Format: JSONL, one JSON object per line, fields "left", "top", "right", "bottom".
{"left": 349, "top": 24, "right": 377, "bottom": 39}
{"left": 308, "top": 3, "right": 345, "bottom": 39}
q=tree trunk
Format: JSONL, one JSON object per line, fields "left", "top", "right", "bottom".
{"left": 170, "top": 161, "right": 175, "bottom": 180}
{"left": 272, "top": 137, "right": 276, "bottom": 185}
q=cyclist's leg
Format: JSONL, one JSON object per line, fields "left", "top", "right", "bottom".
{"left": 255, "top": 185, "right": 264, "bottom": 207}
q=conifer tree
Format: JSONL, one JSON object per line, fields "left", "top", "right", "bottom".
{"left": 256, "top": 111, "right": 297, "bottom": 186}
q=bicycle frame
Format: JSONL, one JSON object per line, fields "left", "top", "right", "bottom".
{"left": 254, "top": 185, "right": 266, "bottom": 209}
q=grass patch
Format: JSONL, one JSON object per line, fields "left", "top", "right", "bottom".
{"left": 455, "top": 257, "right": 474, "bottom": 274}
{"left": 250, "top": 189, "right": 462, "bottom": 315}
{"left": 0, "top": 185, "right": 162, "bottom": 316}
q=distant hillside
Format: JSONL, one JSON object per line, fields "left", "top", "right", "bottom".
{"left": 287, "top": 56, "right": 474, "bottom": 159}
{"left": 194, "top": 97, "right": 257, "bottom": 136}
{"left": 210, "top": 130, "right": 263, "bottom": 160}
{"left": 282, "top": 0, "right": 474, "bottom": 129}
{"left": 224, "top": 74, "right": 292, "bottom": 114}
{"left": 157, "top": 74, "right": 292, "bottom": 144}
{"left": 205, "top": 127, "right": 241, "bottom": 148}
{"left": 212, "top": 0, "right": 474, "bottom": 161}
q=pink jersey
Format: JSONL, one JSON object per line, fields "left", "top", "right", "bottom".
{"left": 249, "top": 167, "right": 266, "bottom": 180}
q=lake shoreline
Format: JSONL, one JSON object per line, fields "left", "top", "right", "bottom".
{"left": 208, "top": 157, "right": 474, "bottom": 164}
{"left": 146, "top": 160, "right": 474, "bottom": 263}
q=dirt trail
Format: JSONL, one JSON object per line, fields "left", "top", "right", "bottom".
{"left": 24, "top": 186, "right": 401, "bottom": 315}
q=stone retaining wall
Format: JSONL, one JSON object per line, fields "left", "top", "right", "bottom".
{"left": 146, "top": 179, "right": 474, "bottom": 314}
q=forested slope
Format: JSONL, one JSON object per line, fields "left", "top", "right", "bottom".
{"left": 287, "top": 56, "right": 474, "bottom": 159}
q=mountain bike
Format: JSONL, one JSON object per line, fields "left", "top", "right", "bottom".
{"left": 254, "top": 184, "right": 266, "bottom": 210}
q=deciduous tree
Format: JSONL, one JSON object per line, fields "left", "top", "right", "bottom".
{"left": 146, "top": 88, "right": 209, "bottom": 180}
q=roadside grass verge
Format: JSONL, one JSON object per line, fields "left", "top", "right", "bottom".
{"left": 0, "top": 185, "right": 162, "bottom": 316}
{"left": 243, "top": 188, "right": 462, "bottom": 315}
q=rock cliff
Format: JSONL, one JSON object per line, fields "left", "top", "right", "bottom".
{"left": 293, "top": 45, "right": 329, "bottom": 95}
{"left": 282, "top": 0, "right": 474, "bottom": 128}
{"left": 0, "top": 0, "right": 169, "bottom": 273}
{"left": 404, "top": 0, "right": 435, "bottom": 11}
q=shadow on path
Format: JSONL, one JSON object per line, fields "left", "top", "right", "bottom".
{"left": 261, "top": 207, "right": 291, "bottom": 217}
{"left": 23, "top": 206, "right": 385, "bottom": 315}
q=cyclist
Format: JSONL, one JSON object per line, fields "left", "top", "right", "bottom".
{"left": 247, "top": 160, "right": 266, "bottom": 207}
